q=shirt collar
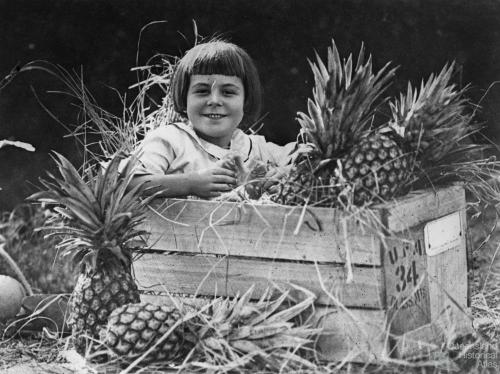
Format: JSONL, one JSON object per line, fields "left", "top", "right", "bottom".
{"left": 172, "top": 122, "right": 251, "bottom": 161}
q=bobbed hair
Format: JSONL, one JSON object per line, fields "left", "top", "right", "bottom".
{"left": 171, "top": 40, "right": 262, "bottom": 129}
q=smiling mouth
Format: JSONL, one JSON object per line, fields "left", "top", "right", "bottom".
{"left": 204, "top": 114, "right": 226, "bottom": 119}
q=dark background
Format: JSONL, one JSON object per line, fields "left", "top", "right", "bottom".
{"left": 1, "top": 0, "right": 500, "bottom": 211}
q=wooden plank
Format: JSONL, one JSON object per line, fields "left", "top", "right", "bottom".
{"left": 383, "top": 207, "right": 467, "bottom": 336}
{"left": 383, "top": 227, "right": 432, "bottom": 335}
{"left": 426, "top": 209, "right": 468, "bottom": 320}
{"left": 394, "top": 307, "right": 472, "bottom": 359}
{"left": 381, "top": 185, "right": 467, "bottom": 336}
{"left": 381, "top": 185, "right": 466, "bottom": 233}
{"left": 310, "top": 307, "right": 389, "bottom": 362}
{"left": 134, "top": 253, "right": 385, "bottom": 308}
{"left": 143, "top": 199, "right": 384, "bottom": 266}
{"left": 139, "top": 293, "right": 389, "bottom": 363}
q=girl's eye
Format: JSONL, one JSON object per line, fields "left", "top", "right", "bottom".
{"left": 223, "top": 90, "right": 236, "bottom": 96}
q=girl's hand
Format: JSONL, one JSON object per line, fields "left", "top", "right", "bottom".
{"left": 262, "top": 165, "right": 291, "bottom": 191}
{"left": 190, "top": 166, "right": 237, "bottom": 198}
{"left": 216, "top": 156, "right": 238, "bottom": 172}
{"left": 245, "top": 164, "right": 292, "bottom": 199}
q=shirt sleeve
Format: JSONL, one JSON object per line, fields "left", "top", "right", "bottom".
{"left": 134, "top": 127, "right": 176, "bottom": 175}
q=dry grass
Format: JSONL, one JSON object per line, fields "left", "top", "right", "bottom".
{"left": 0, "top": 329, "right": 69, "bottom": 371}
{"left": 1, "top": 34, "right": 499, "bottom": 373}
{"left": 0, "top": 181, "right": 497, "bottom": 373}
{"left": 3, "top": 204, "right": 497, "bottom": 373}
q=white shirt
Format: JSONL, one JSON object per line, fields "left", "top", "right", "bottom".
{"left": 134, "top": 122, "right": 296, "bottom": 176}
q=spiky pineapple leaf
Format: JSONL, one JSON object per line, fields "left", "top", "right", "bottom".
{"left": 190, "top": 284, "right": 319, "bottom": 372}
{"left": 96, "top": 153, "right": 124, "bottom": 209}
{"left": 30, "top": 152, "right": 154, "bottom": 270}
{"left": 52, "top": 152, "right": 99, "bottom": 210}
{"left": 389, "top": 62, "right": 473, "bottom": 167}
{"left": 298, "top": 39, "right": 396, "bottom": 160}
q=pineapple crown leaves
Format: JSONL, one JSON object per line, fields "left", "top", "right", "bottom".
{"left": 389, "top": 62, "right": 476, "bottom": 165}
{"left": 297, "top": 39, "right": 397, "bottom": 160}
{"left": 192, "top": 284, "right": 319, "bottom": 371}
{"left": 29, "top": 151, "right": 157, "bottom": 270}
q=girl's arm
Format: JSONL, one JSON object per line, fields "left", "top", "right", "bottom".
{"left": 130, "top": 165, "right": 237, "bottom": 199}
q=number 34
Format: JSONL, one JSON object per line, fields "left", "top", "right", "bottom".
{"left": 395, "top": 260, "right": 419, "bottom": 292}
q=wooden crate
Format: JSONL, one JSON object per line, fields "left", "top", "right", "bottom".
{"left": 133, "top": 184, "right": 471, "bottom": 362}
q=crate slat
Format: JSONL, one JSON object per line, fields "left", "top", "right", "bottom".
{"left": 383, "top": 228, "right": 432, "bottom": 335}
{"left": 134, "top": 253, "right": 384, "bottom": 308}
{"left": 426, "top": 209, "right": 468, "bottom": 322}
{"left": 144, "top": 199, "right": 383, "bottom": 266}
{"left": 381, "top": 193, "right": 468, "bottom": 336}
{"left": 313, "top": 307, "right": 390, "bottom": 362}
{"left": 394, "top": 307, "right": 472, "bottom": 359}
{"left": 381, "top": 185, "right": 465, "bottom": 232}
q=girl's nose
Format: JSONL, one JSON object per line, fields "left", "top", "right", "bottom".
{"left": 207, "top": 90, "right": 222, "bottom": 106}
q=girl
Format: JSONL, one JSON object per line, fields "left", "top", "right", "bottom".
{"left": 130, "top": 40, "right": 296, "bottom": 199}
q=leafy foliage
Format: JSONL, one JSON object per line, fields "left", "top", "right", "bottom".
{"left": 29, "top": 153, "right": 157, "bottom": 272}
{"left": 297, "top": 40, "right": 396, "bottom": 161}
{"left": 187, "top": 285, "right": 319, "bottom": 372}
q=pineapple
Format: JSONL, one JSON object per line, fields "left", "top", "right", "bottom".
{"left": 104, "top": 286, "right": 318, "bottom": 371}
{"left": 270, "top": 40, "right": 401, "bottom": 207}
{"left": 29, "top": 153, "right": 155, "bottom": 354}
{"left": 105, "top": 302, "right": 194, "bottom": 364}
{"left": 341, "top": 131, "right": 410, "bottom": 205}
{"left": 340, "top": 63, "right": 474, "bottom": 203}
{"left": 388, "top": 63, "right": 474, "bottom": 187}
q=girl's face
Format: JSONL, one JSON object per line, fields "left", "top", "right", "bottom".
{"left": 186, "top": 74, "right": 244, "bottom": 148}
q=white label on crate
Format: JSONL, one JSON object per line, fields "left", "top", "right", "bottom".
{"left": 424, "top": 211, "right": 462, "bottom": 257}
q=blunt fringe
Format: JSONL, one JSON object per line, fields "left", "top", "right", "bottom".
{"left": 171, "top": 40, "right": 262, "bottom": 128}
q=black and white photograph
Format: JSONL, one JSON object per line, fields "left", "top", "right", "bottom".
{"left": 0, "top": 1, "right": 499, "bottom": 372}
